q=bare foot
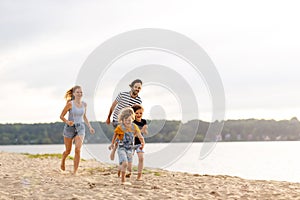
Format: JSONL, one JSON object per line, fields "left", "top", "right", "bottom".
{"left": 121, "top": 182, "right": 132, "bottom": 185}
{"left": 60, "top": 162, "right": 65, "bottom": 171}
{"left": 136, "top": 173, "right": 142, "bottom": 180}
{"left": 117, "top": 170, "right": 121, "bottom": 177}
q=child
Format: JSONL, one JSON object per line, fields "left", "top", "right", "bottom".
{"left": 109, "top": 107, "right": 145, "bottom": 185}
{"left": 131, "top": 104, "right": 148, "bottom": 180}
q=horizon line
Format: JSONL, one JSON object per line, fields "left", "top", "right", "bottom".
{"left": 1, "top": 117, "right": 299, "bottom": 125}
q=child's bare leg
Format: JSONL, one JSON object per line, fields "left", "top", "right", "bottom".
{"left": 121, "top": 161, "right": 128, "bottom": 183}
{"left": 118, "top": 164, "right": 121, "bottom": 177}
{"left": 137, "top": 152, "right": 144, "bottom": 180}
{"left": 126, "top": 162, "right": 132, "bottom": 178}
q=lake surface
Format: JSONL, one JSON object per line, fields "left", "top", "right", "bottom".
{"left": 1, "top": 141, "right": 299, "bottom": 183}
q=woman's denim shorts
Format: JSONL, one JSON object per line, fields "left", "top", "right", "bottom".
{"left": 63, "top": 122, "right": 85, "bottom": 139}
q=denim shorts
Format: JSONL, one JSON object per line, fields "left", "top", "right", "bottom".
{"left": 63, "top": 123, "right": 85, "bottom": 139}
{"left": 118, "top": 148, "right": 133, "bottom": 165}
{"left": 133, "top": 144, "right": 144, "bottom": 153}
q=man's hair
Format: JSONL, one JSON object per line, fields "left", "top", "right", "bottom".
{"left": 129, "top": 79, "right": 143, "bottom": 88}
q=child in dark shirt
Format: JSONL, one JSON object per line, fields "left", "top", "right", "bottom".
{"left": 131, "top": 104, "right": 148, "bottom": 180}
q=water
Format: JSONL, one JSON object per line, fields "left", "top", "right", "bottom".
{"left": 1, "top": 141, "right": 299, "bottom": 183}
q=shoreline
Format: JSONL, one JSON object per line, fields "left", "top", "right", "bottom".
{"left": 1, "top": 152, "right": 300, "bottom": 199}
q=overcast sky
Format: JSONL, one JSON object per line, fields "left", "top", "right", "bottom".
{"left": 1, "top": 0, "right": 300, "bottom": 123}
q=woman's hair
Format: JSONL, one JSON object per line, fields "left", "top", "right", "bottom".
{"left": 129, "top": 79, "right": 142, "bottom": 88}
{"left": 131, "top": 104, "right": 144, "bottom": 112}
{"left": 64, "top": 85, "right": 81, "bottom": 101}
{"left": 118, "top": 107, "right": 135, "bottom": 123}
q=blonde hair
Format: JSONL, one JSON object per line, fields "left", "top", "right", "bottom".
{"left": 118, "top": 107, "right": 135, "bottom": 123}
{"left": 64, "top": 85, "right": 81, "bottom": 101}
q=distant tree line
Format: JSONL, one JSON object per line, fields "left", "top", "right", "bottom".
{"left": 0, "top": 118, "right": 300, "bottom": 145}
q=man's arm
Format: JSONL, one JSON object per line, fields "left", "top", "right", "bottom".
{"left": 106, "top": 100, "right": 118, "bottom": 125}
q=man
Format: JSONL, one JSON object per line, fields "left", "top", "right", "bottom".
{"left": 106, "top": 79, "right": 143, "bottom": 128}
{"left": 107, "top": 79, "right": 143, "bottom": 164}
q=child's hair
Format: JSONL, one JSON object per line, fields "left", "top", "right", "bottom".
{"left": 118, "top": 107, "right": 135, "bottom": 123}
{"left": 64, "top": 85, "right": 81, "bottom": 101}
{"left": 131, "top": 104, "right": 144, "bottom": 113}
{"left": 129, "top": 79, "right": 142, "bottom": 88}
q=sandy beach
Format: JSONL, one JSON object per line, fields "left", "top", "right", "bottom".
{"left": 1, "top": 152, "right": 300, "bottom": 200}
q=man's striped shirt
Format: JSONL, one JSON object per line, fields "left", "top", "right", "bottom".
{"left": 113, "top": 91, "right": 142, "bottom": 122}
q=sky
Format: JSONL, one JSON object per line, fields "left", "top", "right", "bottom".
{"left": 1, "top": 0, "right": 300, "bottom": 123}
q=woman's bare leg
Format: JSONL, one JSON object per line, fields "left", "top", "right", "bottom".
{"left": 61, "top": 137, "right": 73, "bottom": 171}
{"left": 73, "top": 135, "right": 84, "bottom": 174}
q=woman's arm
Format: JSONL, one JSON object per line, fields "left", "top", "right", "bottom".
{"left": 83, "top": 103, "right": 95, "bottom": 134}
{"left": 60, "top": 101, "right": 73, "bottom": 126}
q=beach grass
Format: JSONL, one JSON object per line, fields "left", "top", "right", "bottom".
{"left": 22, "top": 153, "right": 86, "bottom": 161}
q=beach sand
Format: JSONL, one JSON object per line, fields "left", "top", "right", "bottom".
{"left": 1, "top": 152, "right": 300, "bottom": 200}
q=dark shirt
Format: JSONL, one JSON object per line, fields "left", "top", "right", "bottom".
{"left": 133, "top": 119, "right": 147, "bottom": 145}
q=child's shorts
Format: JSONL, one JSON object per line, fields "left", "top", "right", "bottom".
{"left": 133, "top": 144, "right": 144, "bottom": 153}
{"left": 118, "top": 148, "right": 133, "bottom": 165}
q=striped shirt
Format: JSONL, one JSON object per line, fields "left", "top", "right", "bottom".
{"left": 113, "top": 91, "right": 142, "bottom": 122}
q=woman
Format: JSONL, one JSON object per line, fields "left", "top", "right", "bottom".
{"left": 60, "top": 85, "right": 95, "bottom": 174}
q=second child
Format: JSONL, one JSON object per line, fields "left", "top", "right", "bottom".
{"left": 130, "top": 104, "right": 148, "bottom": 180}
